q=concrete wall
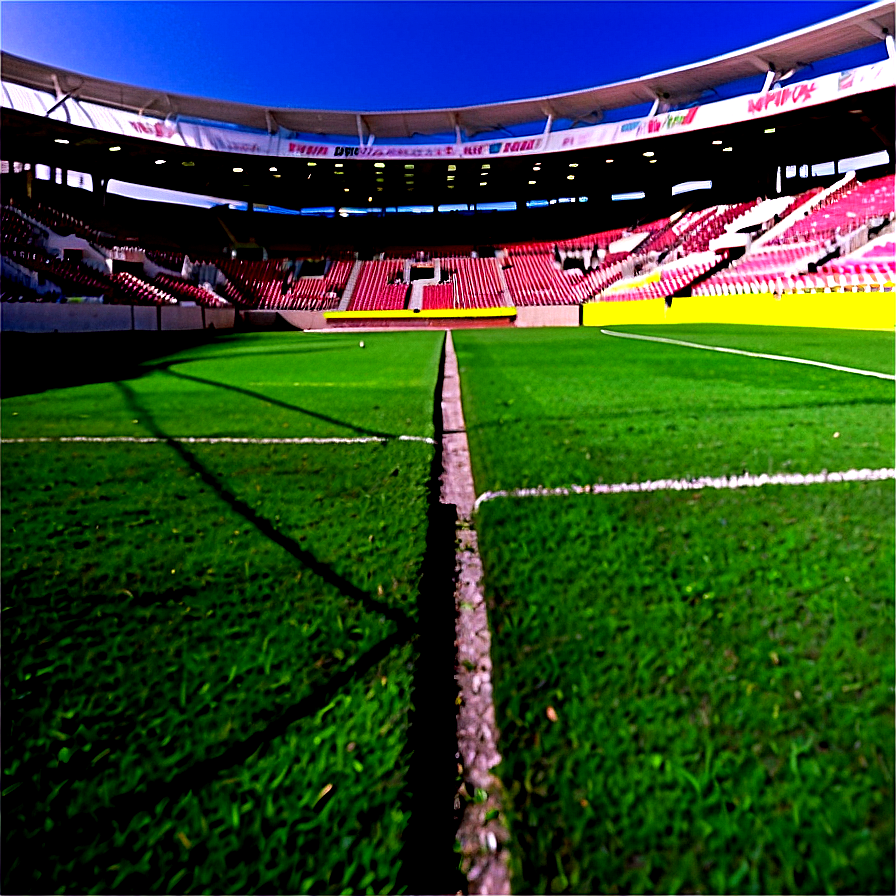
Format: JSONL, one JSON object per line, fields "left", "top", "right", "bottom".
{"left": 161, "top": 305, "right": 203, "bottom": 330}
{"left": 1, "top": 302, "right": 235, "bottom": 333}
{"left": 205, "top": 307, "right": 236, "bottom": 329}
{"left": 276, "top": 310, "right": 327, "bottom": 330}
{"left": 515, "top": 305, "right": 580, "bottom": 328}
{"left": 1, "top": 302, "right": 135, "bottom": 333}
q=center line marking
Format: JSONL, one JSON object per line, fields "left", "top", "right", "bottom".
{"left": 600, "top": 328, "right": 896, "bottom": 380}
{"left": 2, "top": 435, "right": 436, "bottom": 445}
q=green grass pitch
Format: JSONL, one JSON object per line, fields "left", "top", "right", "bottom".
{"left": 2, "top": 330, "right": 457, "bottom": 895}
{"left": 453, "top": 325, "right": 895, "bottom": 894}
{"left": 2, "top": 323, "right": 893, "bottom": 895}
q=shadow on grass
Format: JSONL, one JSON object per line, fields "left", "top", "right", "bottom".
{"left": 395, "top": 333, "right": 467, "bottom": 895}
{"left": 157, "top": 364, "right": 397, "bottom": 439}
{"left": 0, "top": 331, "right": 355, "bottom": 400}
{"left": 0, "top": 330, "right": 218, "bottom": 398}
{"left": 4, "top": 341, "right": 464, "bottom": 893}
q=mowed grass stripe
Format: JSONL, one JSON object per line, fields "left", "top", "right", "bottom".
{"left": 600, "top": 328, "right": 896, "bottom": 380}
{"left": 452, "top": 327, "right": 894, "bottom": 493}
{"left": 1, "top": 330, "right": 444, "bottom": 441}
{"left": 477, "top": 484, "right": 894, "bottom": 895}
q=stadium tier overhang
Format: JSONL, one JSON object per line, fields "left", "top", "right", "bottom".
{"left": 1, "top": 1, "right": 894, "bottom": 218}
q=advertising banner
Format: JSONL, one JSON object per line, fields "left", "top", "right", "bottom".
{"left": 3, "top": 60, "right": 892, "bottom": 161}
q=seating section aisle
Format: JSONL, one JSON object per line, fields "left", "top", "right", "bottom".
{"left": 771, "top": 176, "right": 894, "bottom": 245}
{"left": 154, "top": 273, "right": 230, "bottom": 307}
{"left": 291, "top": 259, "right": 354, "bottom": 308}
{"left": 502, "top": 252, "right": 583, "bottom": 306}
{"left": 348, "top": 260, "right": 407, "bottom": 310}
{"left": 603, "top": 255, "right": 718, "bottom": 302}
{"left": 439, "top": 256, "right": 505, "bottom": 308}
{"left": 422, "top": 283, "right": 454, "bottom": 310}
{"left": 695, "top": 244, "right": 823, "bottom": 295}
{"left": 3, "top": 177, "right": 892, "bottom": 311}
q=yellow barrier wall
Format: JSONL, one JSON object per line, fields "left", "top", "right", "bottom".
{"left": 583, "top": 292, "right": 895, "bottom": 330}
{"left": 324, "top": 307, "right": 515, "bottom": 320}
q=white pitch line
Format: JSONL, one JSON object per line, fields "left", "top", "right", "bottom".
{"left": 2, "top": 435, "right": 436, "bottom": 445}
{"left": 600, "top": 328, "right": 896, "bottom": 380}
{"left": 474, "top": 467, "right": 896, "bottom": 511}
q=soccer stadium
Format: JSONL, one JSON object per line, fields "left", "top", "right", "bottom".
{"left": 1, "top": 1, "right": 894, "bottom": 893}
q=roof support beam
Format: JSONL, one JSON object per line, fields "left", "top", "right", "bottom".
{"left": 137, "top": 93, "right": 171, "bottom": 116}
{"left": 356, "top": 114, "right": 366, "bottom": 146}
{"left": 887, "top": 33, "right": 895, "bottom": 60}
{"left": 450, "top": 112, "right": 463, "bottom": 145}
{"left": 542, "top": 112, "right": 554, "bottom": 138}
{"left": 44, "top": 90, "right": 76, "bottom": 118}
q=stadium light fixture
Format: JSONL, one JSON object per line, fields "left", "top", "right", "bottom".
{"left": 712, "top": 140, "right": 723, "bottom": 145}
{"left": 109, "top": 145, "right": 121, "bottom": 152}
{"left": 273, "top": 174, "right": 281, "bottom": 178}
{"left": 447, "top": 176, "right": 455, "bottom": 181}
{"left": 374, "top": 162, "right": 385, "bottom": 168}
{"left": 335, "top": 163, "right": 343, "bottom": 167}
{"left": 568, "top": 163, "right": 578, "bottom": 167}
{"left": 182, "top": 161, "right": 194, "bottom": 167}
{"left": 612, "top": 191, "right": 645, "bottom": 200}
{"left": 269, "top": 166, "right": 277, "bottom": 172}
{"left": 480, "top": 182, "right": 487, "bottom": 186}
{"left": 764, "top": 128, "right": 775, "bottom": 134}
{"left": 481, "top": 164, "right": 490, "bottom": 169}
{"left": 404, "top": 164, "right": 414, "bottom": 169}
{"left": 54, "top": 139, "right": 69, "bottom": 144}
{"left": 155, "top": 159, "right": 166, "bottom": 165}
{"left": 605, "top": 159, "right": 613, "bottom": 163}
{"left": 649, "top": 159, "right": 657, "bottom": 164}
{"left": 344, "top": 188, "right": 349, "bottom": 192}
{"left": 643, "top": 151, "right": 654, "bottom": 157}
{"left": 672, "top": 180, "right": 712, "bottom": 195}
{"left": 448, "top": 164, "right": 456, "bottom": 171}
{"left": 233, "top": 167, "right": 243, "bottom": 173}
{"left": 567, "top": 175, "right": 575, "bottom": 179}
{"left": 723, "top": 147, "right": 733, "bottom": 152}
{"left": 528, "top": 180, "right": 537, "bottom": 185}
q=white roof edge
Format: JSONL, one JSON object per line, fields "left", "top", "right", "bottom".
{"left": 376, "top": 0, "right": 896, "bottom": 117}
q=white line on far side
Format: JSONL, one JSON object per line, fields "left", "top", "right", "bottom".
{"left": 600, "top": 328, "right": 896, "bottom": 380}
{"left": 474, "top": 467, "right": 896, "bottom": 511}
{"left": 1, "top": 435, "right": 436, "bottom": 445}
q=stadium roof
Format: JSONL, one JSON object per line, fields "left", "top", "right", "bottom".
{"left": 1, "top": 0, "right": 893, "bottom": 140}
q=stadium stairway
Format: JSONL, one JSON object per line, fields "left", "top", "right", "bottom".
{"left": 339, "top": 259, "right": 364, "bottom": 310}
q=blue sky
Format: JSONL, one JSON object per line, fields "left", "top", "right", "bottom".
{"left": 0, "top": 1, "right": 877, "bottom": 110}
